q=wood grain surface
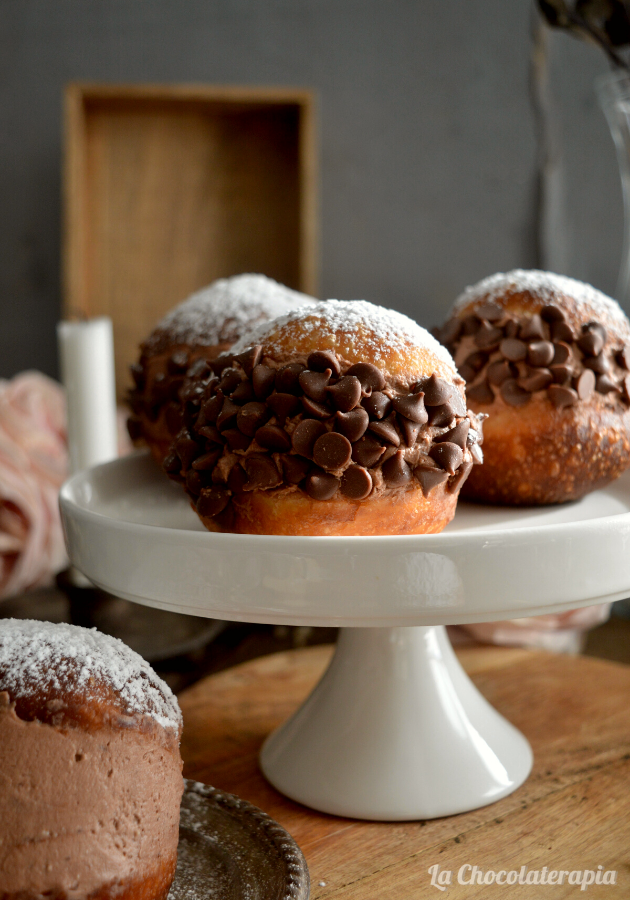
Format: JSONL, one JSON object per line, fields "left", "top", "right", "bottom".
{"left": 63, "top": 83, "right": 318, "bottom": 398}
{"left": 178, "top": 643, "right": 630, "bottom": 899}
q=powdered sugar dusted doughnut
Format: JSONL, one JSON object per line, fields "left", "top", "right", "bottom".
{"left": 164, "top": 299, "right": 485, "bottom": 536}
{"left": 128, "top": 274, "right": 316, "bottom": 464}
{"left": 0, "top": 619, "right": 183, "bottom": 899}
{"left": 437, "top": 269, "right": 630, "bottom": 505}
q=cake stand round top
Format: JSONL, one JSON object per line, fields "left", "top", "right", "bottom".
{"left": 60, "top": 451, "right": 630, "bottom": 627}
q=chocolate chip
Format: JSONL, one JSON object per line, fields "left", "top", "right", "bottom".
{"left": 500, "top": 338, "right": 527, "bottom": 362}
{"left": 282, "top": 455, "right": 311, "bottom": 484}
{"left": 230, "top": 381, "right": 255, "bottom": 404}
{"left": 487, "top": 360, "right": 516, "bottom": 386}
{"left": 527, "top": 340, "right": 555, "bottom": 367}
{"left": 267, "top": 392, "right": 301, "bottom": 422}
{"left": 369, "top": 413, "right": 400, "bottom": 446}
{"left": 541, "top": 304, "right": 565, "bottom": 322}
{"left": 185, "top": 470, "right": 204, "bottom": 496}
{"left": 519, "top": 314, "right": 545, "bottom": 341}
{"left": 382, "top": 450, "right": 413, "bottom": 487}
{"left": 227, "top": 463, "right": 248, "bottom": 493}
{"left": 463, "top": 350, "right": 488, "bottom": 372}
{"left": 252, "top": 364, "right": 276, "bottom": 399}
{"left": 276, "top": 363, "right": 306, "bottom": 395}
{"left": 576, "top": 368, "right": 596, "bottom": 400}
{"left": 548, "top": 385, "right": 578, "bottom": 408}
{"left": 617, "top": 345, "right": 630, "bottom": 370}
{"left": 130, "top": 363, "right": 145, "bottom": 390}
{"left": 458, "top": 364, "right": 476, "bottom": 383}
{"left": 243, "top": 454, "right": 282, "bottom": 490}
{"left": 500, "top": 379, "right": 530, "bottom": 407}
{"left": 552, "top": 342, "right": 572, "bottom": 365}
{"left": 475, "top": 302, "right": 504, "bottom": 321}
{"left": 474, "top": 321, "right": 503, "bottom": 350}
{"left": 327, "top": 375, "right": 362, "bottom": 412}
{"left": 256, "top": 424, "right": 292, "bottom": 452}
{"left": 313, "top": 432, "right": 353, "bottom": 471}
{"left": 447, "top": 460, "right": 474, "bottom": 494}
{"left": 197, "top": 487, "right": 230, "bottom": 518}
{"left": 518, "top": 368, "right": 553, "bottom": 393}
{"left": 223, "top": 428, "right": 251, "bottom": 452}
{"left": 577, "top": 331, "right": 605, "bottom": 357}
{"left": 429, "top": 441, "right": 463, "bottom": 475}
{"left": 292, "top": 419, "right": 327, "bottom": 457}
{"left": 583, "top": 353, "right": 609, "bottom": 374}
{"left": 196, "top": 392, "right": 223, "bottom": 427}
{"left": 422, "top": 374, "right": 453, "bottom": 406}
{"left": 427, "top": 401, "right": 458, "bottom": 426}
{"left": 233, "top": 345, "right": 262, "bottom": 377}
{"left": 175, "top": 431, "right": 201, "bottom": 470}
{"left": 168, "top": 350, "right": 189, "bottom": 374}
{"left": 301, "top": 396, "right": 331, "bottom": 418}
{"left": 549, "top": 364, "right": 572, "bottom": 385}
{"left": 550, "top": 321, "right": 575, "bottom": 343}
{"left": 211, "top": 353, "right": 233, "bottom": 375}
{"left": 218, "top": 368, "right": 242, "bottom": 395}
{"left": 414, "top": 465, "right": 449, "bottom": 496}
{"left": 127, "top": 415, "right": 143, "bottom": 441}
{"left": 197, "top": 423, "right": 223, "bottom": 445}
{"left": 584, "top": 321, "right": 607, "bottom": 342}
{"left": 362, "top": 391, "right": 392, "bottom": 420}
{"left": 192, "top": 449, "right": 223, "bottom": 470}
{"left": 340, "top": 465, "right": 373, "bottom": 500}
{"left": 439, "top": 318, "right": 462, "bottom": 345}
{"left": 436, "top": 420, "right": 470, "bottom": 449}
{"left": 305, "top": 470, "right": 339, "bottom": 500}
{"left": 299, "top": 369, "right": 332, "bottom": 401}
{"left": 399, "top": 417, "right": 423, "bottom": 447}
{"left": 596, "top": 374, "right": 621, "bottom": 395}
{"left": 461, "top": 314, "right": 481, "bottom": 335}
{"left": 466, "top": 380, "right": 495, "bottom": 405}
{"left": 237, "top": 402, "right": 270, "bottom": 436}
{"left": 392, "top": 392, "right": 428, "bottom": 423}
{"left": 346, "top": 362, "right": 386, "bottom": 393}
{"left": 163, "top": 451, "right": 181, "bottom": 475}
{"left": 352, "top": 435, "right": 387, "bottom": 467}
{"left": 335, "top": 408, "right": 369, "bottom": 442}
{"left": 165, "top": 403, "right": 184, "bottom": 435}
{"left": 217, "top": 397, "right": 241, "bottom": 431}
{"left": 503, "top": 319, "right": 520, "bottom": 339}
{"left": 308, "top": 349, "right": 341, "bottom": 377}
{"left": 186, "top": 358, "right": 212, "bottom": 379}
{"left": 622, "top": 374, "right": 630, "bottom": 402}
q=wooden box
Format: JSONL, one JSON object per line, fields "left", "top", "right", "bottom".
{"left": 62, "top": 83, "right": 318, "bottom": 396}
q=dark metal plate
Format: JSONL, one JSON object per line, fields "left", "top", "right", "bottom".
{"left": 169, "top": 780, "right": 310, "bottom": 900}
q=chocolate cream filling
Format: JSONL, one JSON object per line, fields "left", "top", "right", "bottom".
{"left": 150, "top": 346, "right": 485, "bottom": 525}
{"left": 0, "top": 693, "right": 182, "bottom": 897}
{"left": 437, "top": 300, "right": 630, "bottom": 410}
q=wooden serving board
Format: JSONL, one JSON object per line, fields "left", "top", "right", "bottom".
{"left": 178, "top": 643, "right": 630, "bottom": 899}
{"left": 63, "top": 83, "right": 317, "bottom": 397}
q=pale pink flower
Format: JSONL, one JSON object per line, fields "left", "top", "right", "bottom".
{"left": 0, "top": 372, "right": 68, "bottom": 599}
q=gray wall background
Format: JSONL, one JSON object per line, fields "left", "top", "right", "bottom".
{"left": 0, "top": 0, "right": 623, "bottom": 380}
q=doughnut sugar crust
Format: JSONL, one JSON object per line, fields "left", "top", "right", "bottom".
{"left": 0, "top": 619, "right": 183, "bottom": 900}
{"left": 163, "top": 300, "right": 485, "bottom": 536}
{"left": 128, "top": 274, "right": 315, "bottom": 464}
{"left": 437, "top": 269, "right": 630, "bottom": 505}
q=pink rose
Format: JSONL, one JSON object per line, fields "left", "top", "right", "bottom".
{"left": 0, "top": 372, "right": 69, "bottom": 599}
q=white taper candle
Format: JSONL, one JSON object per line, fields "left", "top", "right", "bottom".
{"left": 57, "top": 317, "right": 118, "bottom": 475}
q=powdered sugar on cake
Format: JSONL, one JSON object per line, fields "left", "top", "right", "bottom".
{"left": 0, "top": 619, "right": 182, "bottom": 731}
{"left": 230, "top": 299, "right": 456, "bottom": 371}
{"left": 453, "top": 270, "right": 629, "bottom": 332}
{"left": 144, "top": 274, "right": 315, "bottom": 354}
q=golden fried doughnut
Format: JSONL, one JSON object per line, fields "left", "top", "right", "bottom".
{"left": 437, "top": 270, "right": 630, "bottom": 504}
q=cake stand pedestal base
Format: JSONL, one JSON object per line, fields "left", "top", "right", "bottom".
{"left": 260, "top": 625, "right": 533, "bottom": 820}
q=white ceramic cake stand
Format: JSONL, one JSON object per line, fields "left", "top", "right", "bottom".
{"left": 59, "top": 451, "right": 630, "bottom": 821}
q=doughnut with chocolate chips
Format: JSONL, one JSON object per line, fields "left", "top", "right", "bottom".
{"left": 436, "top": 269, "right": 630, "bottom": 505}
{"left": 127, "top": 274, "right": 316, "bottom": 465}
{"left": 163, "top": 299, "right": 484, "bottom": 536}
